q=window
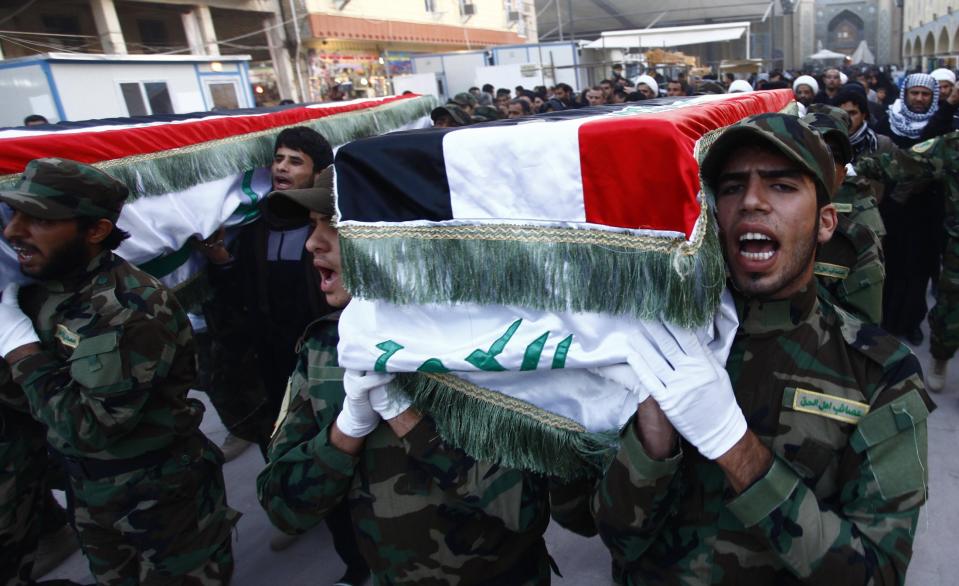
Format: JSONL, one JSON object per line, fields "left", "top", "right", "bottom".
{"left": 119, "top": 81, "right": 174, "bottom": 116}
{"left": 208, "top": 82, "right": 240, "bottom": 110}
{"left": 120, "top": 83, "right": 147, "bottom": 116}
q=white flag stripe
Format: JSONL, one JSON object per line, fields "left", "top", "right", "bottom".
{"left": 443, "top": 117, "right": 590, "bottom": 223}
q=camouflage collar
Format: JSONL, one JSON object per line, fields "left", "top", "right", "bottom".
{"left": 733, "top": 281, "right": 818, "bottom": 336}
{"left": 42, "top": 250, "right": 114, "bottom": 293}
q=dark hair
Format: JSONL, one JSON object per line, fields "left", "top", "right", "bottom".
{"left": 612, "top": 87, "right": 627, "bottom": 99}
{"left": 556, "top": 83, "right": 574, "bottom": 94}
{"left": 508, "top": 98, "right": 532, "bottom": 114}
{"left": 469, "top": 86, "right": 479, "bottom": 92}
{"left": 496, "top": 88, "right": 511, "bottom": 97}
{"left": 278, "top": 99, "right": 295, "bottom": 106}
{"left": 482, "top": 83, "right": 494, "bottom": 93}
{"left": 76, "top": 216, "right": 131, "bottom": 251}
{"left": 23, "top": 114, "right": 48, "bottom": 125}
{"left": 600, "top": 79, "right": 614, "bottom": 86}
{"left": 273, "top": 126, "right": 333, "bottom": 169}
{"left": 833, "top": 90, "right": 868, "bottom": 117}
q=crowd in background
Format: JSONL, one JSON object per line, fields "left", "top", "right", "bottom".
{"left": 430, "top": 64, "right": 959, "bottom": 132}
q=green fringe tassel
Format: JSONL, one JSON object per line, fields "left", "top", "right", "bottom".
{"left": 392, "top": 373, "right": 618, "bottom": 480}
{"left": 0, "top": 96, "right": 439, "bottom": 198}
{"left": 341, "top": 217, "right": 726, "bottom": 327}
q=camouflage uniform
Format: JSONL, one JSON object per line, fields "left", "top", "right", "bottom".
{"left": 590, "top": 115, "right": 933, "bottom": 584}
{"left": 802, "top": 105, "right": 886, "bottom": 324}
{"left": 593, "top": 284, "right": 933, "bottom": 585}
{"left": 0, "top": 364, "right": 47, "bottom": 586}
{"left": 815, "top": 214, "right": 885, "bottom": 324}
{"left": 857, "top": 133, "right": 959, "bottom": 359}
{"left": 1, "top": 159, "right": 240, "bottom": 585}
{"left": 257, "top": 317, "right": 554, "bottom": 585}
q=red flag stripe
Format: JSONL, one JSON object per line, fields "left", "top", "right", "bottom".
{"left": 579, "top": 90, "right": 794, "bottom": 238}
{"left": 0, "top": 95, "right": 416, "bottom": 174}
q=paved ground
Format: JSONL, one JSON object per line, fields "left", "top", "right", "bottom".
{"left": 45, "top": 320, "right": 958, "bottom": 585}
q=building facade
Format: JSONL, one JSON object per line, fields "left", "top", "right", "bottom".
{"left": 778, "top": 0, "right": 902, "bottom": 70}
{"left": 902, "top": 0, "right": 959, "bottom": 70}
{"left": 300, "top": 0, "right": 537, "bottom": 101}
{"left": 0, "top": 0, "right": 298, "bottom": 104}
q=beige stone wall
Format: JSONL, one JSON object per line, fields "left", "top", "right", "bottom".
{"left": 304, "top": 0, "right": 536, "bottom": 41}
{"left": 903, "top": 0, "right": 957, "bottom": 31}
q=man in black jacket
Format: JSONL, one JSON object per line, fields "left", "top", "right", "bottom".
{"left": 873, "top": 74, "right": 959, "bottom": 344}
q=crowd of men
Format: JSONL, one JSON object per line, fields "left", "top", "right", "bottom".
{"left": 1, "top": 60, "right": 956, "bottom": 586}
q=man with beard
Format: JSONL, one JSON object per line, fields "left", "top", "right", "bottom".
{"left": 592, "top": 114, "right": 932, "bottom": 584}
{"left": 814, "top": 68, "right": 842, "bottom": 104}
{"left": 634, "top": 75, "right": 658, "bottom": 99}
{"left": 873, "top": 73, "right": 959, "bottom": 345}
{"left": 0, "top": 158, "right": 240, "bottom": 584}
{"left": 553, "top": 83, "right": 575, "bottom": 108}
{"left": 257, "top": 170, "right": 555, "bottom": 584}
{"left": 930, "top": 68, "right": 959, "bottom": 129}
{"left": 855, "top": 133, "right": 959, "bottom": 393}
{"left": 792, "top": 75, "right": 818, "bottom": 114}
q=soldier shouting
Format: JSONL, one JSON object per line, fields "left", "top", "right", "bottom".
{"left": 0, "top": 158, "right": 239, "bottom": 585}
{"left": 593, "top": 115, "right": 934, "bottom": 585}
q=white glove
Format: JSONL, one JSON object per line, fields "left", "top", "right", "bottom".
{"left": 367, "top": 377, "right": 412, "bottom": 421}
{"left": 627, "top": 320, "right": 747, "bottom": 460}
{"left": 0, "top": 283, "right": 39, "bottom": 358}
{"left": 588, "top": 364, "right": 651, "bottom": 404}
{"left": 335, "top": 370, "right": 385, "bottom": 438}
{"left": 705, "top": 288, "right": 739, "bottom": 367}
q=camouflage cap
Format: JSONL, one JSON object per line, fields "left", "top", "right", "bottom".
{"left": 0, "top": 158, "right": 129, "bottom": 223}
{"left": 451, "top": 92, "right": 478, "bottom": 108}
{"left": 430, "top": 105, "right": 471, "bottom": 126}
{"left": 802, "top": 104, "right": 853, "bottom": 166}
{"left": 700, "top": 113, "right": 837, "bottom": 202}
{"left": 473, "top": 105, "right": 502, "bottom": 121}
{"left": 267, "top": 164, "right": 334, "bottom": 220}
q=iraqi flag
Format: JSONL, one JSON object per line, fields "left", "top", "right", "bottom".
{"left": 335, "top": 89, "right": 796, "bottom": 327}
{"left": 334, "top": 91, "right": 795, "bottom": 477}
{"left": 0, "top": 95, "right": 437, "bottom": 297}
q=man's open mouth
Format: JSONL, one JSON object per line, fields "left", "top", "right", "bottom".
{"left": 738, "top": 231, "right": 779, "bottom": 262}
{"left": 315, "top": 263, "right": 339, "bottom": 291}
{"left": 10, "top": 243, "right": 37, "bottom": 262}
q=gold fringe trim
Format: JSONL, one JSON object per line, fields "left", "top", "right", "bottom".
{"left": 340, "top": 201, "right": 712, "bottom": 256}
{"left": 421, "top": 372, "right": 586, "bottom": 433}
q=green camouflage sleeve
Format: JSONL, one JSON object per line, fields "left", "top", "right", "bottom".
{"left": 592, "top": 418, "right": 684, "bottom": 560}
{"left": 727, "top": 369, "right": 930, "bottom": 584}
{"left": 0, "top": 361, "right": 29, "bottom": 413}
{"left": 10, "top": 289, "right": 181, "bottom": 454}
{"left": 926, "top": 139, "right": 959, "bottom": 359}
{"left": 256, "top": 351, "right": 356, "bottom": 535}
{"left": 548, "top": 476, "right": 598, "bottom": 537}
